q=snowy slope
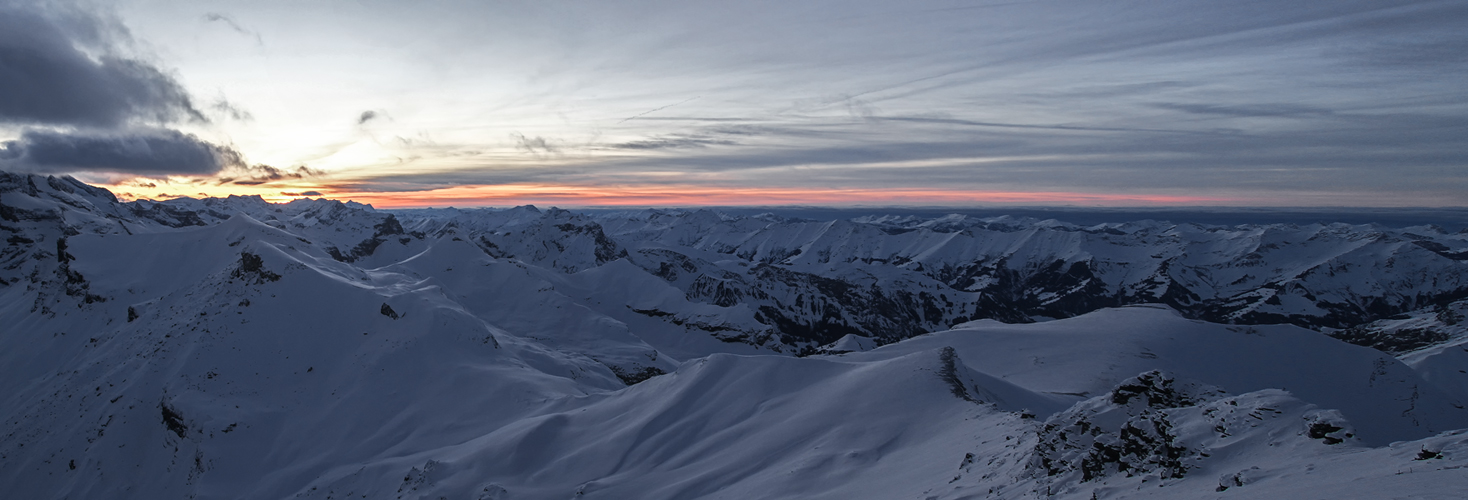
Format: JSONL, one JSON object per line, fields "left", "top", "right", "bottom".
{"left": 1, "top": 214, "right": 622, "bottom": 499}
{"left": 1344, "top": 299, "right": 1468, "bottom": 406}
{"left": 852, "top": 306, "right": 1468, "bottom": 446}
{"left": 3, "top": 172, "right": 1468, "bottom": 499}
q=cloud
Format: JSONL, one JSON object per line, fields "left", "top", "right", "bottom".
{"left": 0, "top": 2, "right": 204, "bottom": 127}
{"left": 618, "top": 96, "right": 701, "bottom": 124}
{"left": 511, "top": 132, "right": 559, "bottom": 156}
{"left": 608, "top": 135, "right": 736, "bottom": 150}
{"left": 1149, "top": 103, "right": 1336, "bottom": 119}
{"left": 875, "top": 116, "right": 1231, "bottom": 137}
{"left": 218, "top": 164, "right": 322, "bottom": 185}
{"left": 209, "top": 96, "right": 253, "bottom": 121}
{"left": 202, "top": 12, "right": 263, "bottom": 45}
{"left": 0, "top": 3, "right": 263, "bottom": 182}
{"left": 39, "top": 0, "right": 1461, "bottom": 205}
{"left": 0, "top": 128, "right": 243, "bottom": 176}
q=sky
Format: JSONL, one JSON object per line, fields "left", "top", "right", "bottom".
{"left": 1, "top": 0, "right": 1466, "bottom": 207}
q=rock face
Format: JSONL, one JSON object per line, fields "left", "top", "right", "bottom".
{"left": 1330, "top": 299, "right": 1468, "bottom": 353}
{"left": 1030, "top": 371, "right": 1222, "bottom": 483}
{"left": 3, "top": 172, "right": 1468, "bottom": 499}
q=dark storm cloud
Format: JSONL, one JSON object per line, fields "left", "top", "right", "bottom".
{"left": 0, "top": 128, "right": 243, "bottom": 176}
{"left": 357, "top": 110, "right": 379, "bottom": 125}
{"left": 0, "top": 2, "right": 204, "bottom": 127}
{"left": 0, "top": 2, "right": 259, "bottom": 178}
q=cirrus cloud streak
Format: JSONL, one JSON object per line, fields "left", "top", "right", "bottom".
{"left": 311, "top": 183, "right": 1244, "bottom": 209}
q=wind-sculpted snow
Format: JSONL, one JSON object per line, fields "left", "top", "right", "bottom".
{"left": 4, "top": 172, "right": 1468, "bottom": 498}
{"left": 286, "top": 349, "right": 1050, "bottom": 499}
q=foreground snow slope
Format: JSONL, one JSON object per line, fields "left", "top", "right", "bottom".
{"left": 3, "top": 172, "right": 1468, "bottom": 498}
{"left": 858, "top": 306, "right": 1468, "bottom": 446}
{"left": 293, "top": 308, "right": 1468, "bottom": 499}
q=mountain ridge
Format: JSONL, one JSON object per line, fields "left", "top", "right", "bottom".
{"left": 4, "top": 172, "right": 1467, "bottom": 498}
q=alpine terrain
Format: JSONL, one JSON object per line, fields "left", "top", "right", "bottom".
{"left": 3, "top": 172, "right": 1467, "bottom": 499}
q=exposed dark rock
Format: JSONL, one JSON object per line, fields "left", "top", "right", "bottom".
{"left": 608, "top": 365, "right": 666, "bottom": 385}
{"left": 375, "top": 214, "right": 405, "bottom": 236}
{"left": 328, "top": 214, "right": 417, "bottom": 263}
{"left": 1110, "top": 371, "right": 1201, "bottom": 408}
{"left": 130, "top": 203, "right": 208, "bottom": 228}
{"left": 936, "top": 347, "right": 979, "bottom": 403}
{"left": 1328, "top": 327, "right": 1452, "bottom": 354}
{"left": 554, "top": 222, "right": 626, "bottom": 265}
{"left": 1303, "top": 411, "right": 1355, "bottom": 445}
{"left": 1307, "top": 422, "right": 1346, "bottom": 444}
{"left": 160, "top": 401, "right": 187, "bottom": 439}
{"left": 1030, "top": 372, "right": 1213, "bottom": 484}
{"left": 53, "top": 237, "right": 106, "bottom": 303}
{"left": 231, "top": 252, "right": 281, "bottom": 284}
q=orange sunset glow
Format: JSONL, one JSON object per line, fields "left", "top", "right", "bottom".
{"left": 102, "top": 178, "right": 1244, "bottom": 208}
{"left": 317, "top": 185, "right": 1244, "bottom": 208}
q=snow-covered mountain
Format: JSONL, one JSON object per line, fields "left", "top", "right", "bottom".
{"left": 3, "top": 172, "right": 1467, "bottom": 499}
{"left": 392, "top": 203, "right": 1468, "bottom": 355}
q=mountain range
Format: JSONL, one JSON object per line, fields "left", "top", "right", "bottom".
{"left": 3, "top": 172, "right": 1466, "bottom": 499}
